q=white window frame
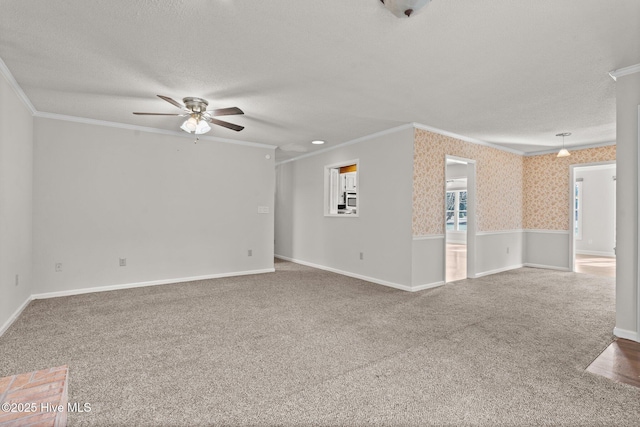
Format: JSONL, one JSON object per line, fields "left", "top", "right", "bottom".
{"left": 446, "top": 189, "right": 467, "bottom": 231}
{"left": 324, "top": 159, "right": 359, "bottom": 217}
{"left": 574, "top": 180, "right": 583, "bottom": 241}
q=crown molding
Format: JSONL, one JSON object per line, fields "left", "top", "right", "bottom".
{"left": 412, "top": 123, "right": 526, "bottom": 155}
{"left": 0, "top": 57, "right": 37, "bottom": 115}
{"left": 276, "top": 122, "right": 528, "bottom": 166}
{"left": 1, "top": 50, "right": 623, "bottom": 158}
{"left": 276, "top": 123, "right": 415, "bottom": 165}
{"left": 34, "top": 111, "right": 277, "bottom": 150}
{"left": 523, "top": 140, "right": 616, "bottom": 157}
{"left": 608, "top": 63, "right": 640, "bottom": 81}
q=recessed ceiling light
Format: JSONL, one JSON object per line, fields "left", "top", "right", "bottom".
{"left": 312, "top": 140, "right": 325, "bottom": 145}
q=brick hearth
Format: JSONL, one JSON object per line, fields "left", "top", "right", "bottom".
{"left": 0, "top": 366, "right": 69, "bottom": 427}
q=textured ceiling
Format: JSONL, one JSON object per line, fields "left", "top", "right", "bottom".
{"left": 1, "top": 0, "right": 638, "bottom": 160}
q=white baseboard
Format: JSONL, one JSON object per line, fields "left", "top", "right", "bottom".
{"left": 1, "top": 268, "right": 276, "bottom": 338}
{"left": 275, "top": 254, "right": 416, "bottom": 292}
{"left": 474, "top": 264, "right": 524, "bottom": 278}
{"left": 0, "top": 296, "right": 33, "bottom": 337}
{"left": 31, "top": 268, "right": 275, "bottom": 300}
{"left": 445, "top": 239, "right": 467, "bottom": 245}
{"left": 613, "top": 327, "right": 639, "bottom": 343}
{"left": 523, "top": 263, "right": 571, "bottom": 272}
{"left": 575, "top": 250, "right": 616, "bottom": 257}
{"left": 411, "top": 281, "right": 445, "bottom": 292}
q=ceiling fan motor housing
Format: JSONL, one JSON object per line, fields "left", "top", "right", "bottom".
{"left": 183, "top": 97, "right": 209, "bottom": 113}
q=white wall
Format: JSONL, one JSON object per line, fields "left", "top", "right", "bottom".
{"left": 275, "top": 127, "right": 415, "bottom": 289}
{"left": 575, "top": 165, "right": 616, "bottom": 256}
{"left": 476, "top": 231, "right": 524, "bottom": 276}
{"left": 615, "top": 70, "right": 640, "bottom": 341}
{"left": 446, "top": 164, "right": 468, "bottom": 180}
{"left": 524, "top": 231, "right": 570, "bottom": 270}
{"left": 33, "top": 118, "right": 275, "bottom": 295}
{"left": 0, "top": 71, "right": 33, "bottom": 332}
{"left": 412, "top": 237, "right": 444, "bottom": 288}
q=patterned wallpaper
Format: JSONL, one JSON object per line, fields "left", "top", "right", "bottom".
{"left": 523, "top": 145, "right": 616, "bottom": 230}
{"left": 413, "top": 129, "right": 523, "bottom": 236}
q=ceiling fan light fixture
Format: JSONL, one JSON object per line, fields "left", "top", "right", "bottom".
{"left": 181, "top": 115, "right": 200, "bottom": 133}
{"left": 180, "top": 120, "right": 192, "bottom": 133}
{"left": 194, "top": 119, "right": 211, "bottom": 135}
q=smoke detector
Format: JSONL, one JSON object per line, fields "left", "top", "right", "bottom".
{"left": 380, "top": 0, "right": 432, "bottom": 18}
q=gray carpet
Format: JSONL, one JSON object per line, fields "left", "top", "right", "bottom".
{"left": 1, "top": 260, "right": 639, "bottom": 426}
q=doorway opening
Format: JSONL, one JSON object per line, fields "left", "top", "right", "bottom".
{"left": 570, "top": 162, "right": 616, "bottom": 278}
{"left": 445, "top": 156, "right": 476, "bottom": 282}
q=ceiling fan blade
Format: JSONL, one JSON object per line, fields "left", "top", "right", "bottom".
{"left": 208, "top": 107, "right": 244, "bottom": 116}
{"left": 133, "top": 112, "right": 183, "bottom": 116}
{"left": 157, "top": 95, "right": 186, "bottom": 110}
{"left": 209, "top": 118, "right": 244, "bottom": 132}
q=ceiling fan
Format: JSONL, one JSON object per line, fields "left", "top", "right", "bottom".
{"left": 133, "top": 95, "right": 244, "bottom": 134}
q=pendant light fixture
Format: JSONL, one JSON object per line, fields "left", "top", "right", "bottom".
{"left": 556, "top": 132, "right": 571, "bottom": 157}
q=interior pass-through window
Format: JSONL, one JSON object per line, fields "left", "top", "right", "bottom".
{"left": 325, "top": 160, "right": 358, "bottom": 216}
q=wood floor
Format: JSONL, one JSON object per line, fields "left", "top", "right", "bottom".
{"left": 576, "top": 255, "right": 632, "bottom": 387}
{"left": 446, "top": 243, "right": 467, "bottom": 282}
{"left": 446, "top": 246, "right": 615, "bottom": 280}
{"left": 587, "top": 339, "right": 640, "bottom": 389}
{"left": 574, "top": 254, "right": 616, "bottom": 277}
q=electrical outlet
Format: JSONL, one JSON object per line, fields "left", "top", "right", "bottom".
{"left": 248, "top": 249, "right": 253, "bottom": 257}
{"left": 506, "top": 247, "right": 510, "bottom": 254}
{"left": 55, "top": 263, "right": 62, "bottom": 272}
{"left": 359, "top": 252, "right": 364, "bottom": 260}
{"left": 119, "top": 258, "right": 127, "bottom": 267}
{"left": 15, "top": 274, "right": 19, "bottom": 286}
